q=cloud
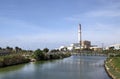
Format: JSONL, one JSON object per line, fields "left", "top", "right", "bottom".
{"left": 89, "top": 23, "right": 120, "bottom": 32}
{"left": 0, "top": 30, "right": 77, "bottom": 50}
{"left": 0, "top": 17, "right": 49, "bottom": 38}
{"left": 65, "top": 0, "right": 120, "bottom": 21}
{"left": 0, "top": 17, "right": 45, "bottom": 30}
{"left": 65, "top": 9, "right": 120, "bottom": 22}
{"left": 0, "top": 17, "right": 78, "bottom": 49}
{"left": 85, "top": 10, "right": 120, "bottom": 17}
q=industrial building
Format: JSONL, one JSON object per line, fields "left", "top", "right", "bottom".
{"left": 59, "top": 24, "right": 102, "bottom": 52}
{"left": 82, "top": 40, "right": 91, "bottom": 49}
{"left": 106, "top": 44, "right": 120, "bottom": 50}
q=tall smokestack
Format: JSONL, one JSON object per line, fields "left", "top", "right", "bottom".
{"left": 78, "top": 24, "right": 82, "bottom": 52}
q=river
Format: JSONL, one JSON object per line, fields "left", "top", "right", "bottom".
{"left": 0, "top": 56, "right": 111, "bottom": 79}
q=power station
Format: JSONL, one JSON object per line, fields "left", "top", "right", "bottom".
{"left": 59, "top": 24, "right": 103, "bottom": 52}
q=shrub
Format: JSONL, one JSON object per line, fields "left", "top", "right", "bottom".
{"left": 34, "top": 49, "right": 45, "bottom": 60}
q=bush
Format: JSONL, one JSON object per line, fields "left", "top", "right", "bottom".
{"left": 0, "top": 54, "right": 30, "bottom": 67}
{"left": 43, "top": 48, "right": 49, "bottom": 53}
{"left": 34, "top": 49, "right": 45, "bottom": 60}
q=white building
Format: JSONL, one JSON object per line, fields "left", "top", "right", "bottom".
{"left": 67, "top": 46, "right": 73, "bottom": 51}
{"left": 106, "top": 44, "right": 120, "bottom": 50}
{"left": 59, "top": 46, "right": 66, "bottom": 50}
{"left": 59, "top": 43, "right": 83, "bottom": 51}
{"left": 90, "top": 46, "right": 102, "bottom": 52}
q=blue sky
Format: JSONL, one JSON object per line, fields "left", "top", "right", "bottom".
{"left": 0, "top": 0, "right": 120, "bottom": 50}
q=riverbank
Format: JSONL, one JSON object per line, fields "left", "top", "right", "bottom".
{"left": 0, "top": 52, "right": 71, "bottom": 68}
{"left": 0, "top": 56, "right": 110, "bottom": 79}
{"left": 0, "top": 54, "right": 30, "bottom": 67}
{"left": 105, "top": 57, "right": 120, "bottom": 79}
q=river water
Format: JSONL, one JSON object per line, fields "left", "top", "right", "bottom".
{"left": 0, "top": 56, "right": 111, "bottom": 79}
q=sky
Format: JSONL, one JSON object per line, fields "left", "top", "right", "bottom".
{"left": 0, "top": 0, "right": 120, "bottom": 50}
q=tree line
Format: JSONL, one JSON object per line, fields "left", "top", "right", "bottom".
{"left": 0, "top": 46, "right": 71, "bottom": 68}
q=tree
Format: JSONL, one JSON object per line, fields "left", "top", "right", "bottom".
{"left": 15, "top": 46, "right": 19, "bottom": 53}
{"left": 43, "top": 48, "right": 49, "bottom": 53}
{"left": 0, "top": 47, "right": 2, "bottom": 50}
{"left": 6, "top": 46, "right": 13, "bottom": 53}
{"left": 50, "top": 49, "right": 58, "bottom": 53}
{"left": 34, "top": 49, "right": 45, "bottom": 60}
{"left": 15, "top": 46, "right": 22, "bottom": 53}
{"left": 109, "top": 47, "right": 114, "bottom": 50}
{"left": 6, "top": 46, "right": 10, "bottom": 50}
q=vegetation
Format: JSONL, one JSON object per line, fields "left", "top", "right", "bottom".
{"left": 104, "top": 49, "right": 120, "bottom": 79}
{"left": 0, "top": 54, "right": 30, "bottom": 67}
{"left": 34, "top": 49, "right": 45, "bottom": 60}
{"left": 102, "top": 49, "right": 120, "bottom": 55}
{"left": 106, "top": 57, "right": 120, "bottom": 79}
{"left": 0, "top": 46, "right": 71, "bottom": 68}
{"left": 43, "top": 48, "right": 49, "bottom": 53}
{"left": 33, "top": 49, "right": 71, "bottom": 60}
{"left": 0, "top": 46, "right": 32, "bottom": 67}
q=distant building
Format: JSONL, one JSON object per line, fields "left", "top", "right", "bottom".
{"left": 106, "top": 44, "right": 120, "bottom": 50}
{"left": 59, "top": 46, "right": 65, "bottom": 50}
{"left": 67, "top": 46, "right": 74, "bottom": 51}
{"left": 90, "top": 46, "right": 102, "bottom": 52}
{"left": 59, "top": 40, "right": 91, "bottom": 51}
{"left": 82, "top": 40, "right": 91, "bottom": 49}
{"left": 70, "top": 43, "right": 83, "bottom": 50}
{"left": 70, "top": 43, "right": 80, "bottom": 47}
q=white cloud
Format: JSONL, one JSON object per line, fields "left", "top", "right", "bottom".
{"left": 85, "top": 10, "right": 120, "bottom": 17}
{"left": 65, "top": 0, "right": 120, "bottom": 21}
{"left": 89, "top": 23, "right": 120, "bottom": 32}
{"left": 0, "top": 17, "right": 45, "bottom": 30}
{"left": 0, "top": 17, "right": 78, "bottom": 49}
{"left": 65, "top": 9, "right": 120, "bottom": 22}
{"left": 0, "top": 30, "right": 77, "bottom": 50}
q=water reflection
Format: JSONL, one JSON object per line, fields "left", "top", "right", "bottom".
{"left": 0, "top": 64, "right": 26, "bottom": 74}
{"left": 0, "top": 56, "right": 111, "bottom": 79}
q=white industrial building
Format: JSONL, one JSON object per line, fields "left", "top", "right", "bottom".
{"left": 59, "top": 24, "right": 102, "bottom": 52}
{"left": 106, "top": 44, "right": 120, "bottom": 50}
{"left": 59, "top": 41, "right": 90, "bottom": 51}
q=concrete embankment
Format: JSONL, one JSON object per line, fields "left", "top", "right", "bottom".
{"left": 105, "top": 64, "right": 115, "bottom": 79}
{"left": 104, "top": 57, "right": 120, "bottom": 79}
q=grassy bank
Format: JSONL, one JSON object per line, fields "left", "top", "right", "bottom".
{"left": 105, "top": 57, "right": 120, "bottom": 79}
{"left": 0, "top": 54, "right": 30, "bottom": 67}
{"left": 0, "top": 51, "right": 71, "bottom": 68}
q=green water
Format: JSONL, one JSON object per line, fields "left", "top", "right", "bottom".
{"left": 0, "top": 56, "right": 111, "bottom": 79}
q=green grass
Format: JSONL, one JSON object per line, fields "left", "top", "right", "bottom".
{"left": 0, "top": 54, "right": 30, "bottom": 67}
{"left": 106, "top": 57, "right": 120, "bottom": 79}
